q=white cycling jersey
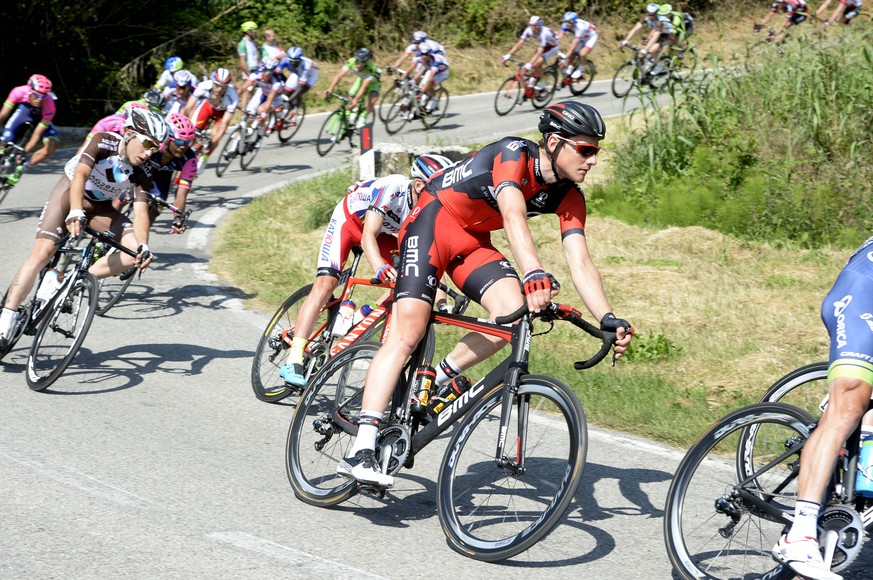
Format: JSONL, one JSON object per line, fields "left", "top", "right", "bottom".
{"left": 192, "top": 80, "right": 240, "bottom": 113}
{"left": 520, "top": 25, "right": 559, "bottom": 49}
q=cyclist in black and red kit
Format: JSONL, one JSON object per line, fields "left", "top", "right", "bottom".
{"left": 336, "top": 101, "right": 634, "bottom": 487}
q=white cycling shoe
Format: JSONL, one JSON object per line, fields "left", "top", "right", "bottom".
{"left": 336, "top": 449, "right": 394, "bottom": 488}
{"left": 772, "top": 535, "right": 842, "bottom": 580}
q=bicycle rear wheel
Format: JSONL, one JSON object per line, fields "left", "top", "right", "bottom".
{"left": 437, "top": 374, "right": 586, "bottom": 561}
{"left": 494, "top": 76, "right": 521, "bottom": 116}
{"left": 214, "top": 127, "right": 240, "bottom": 177}
{"left": 277, "top": 99, "right": 306, "bottom": 144}
{"left": 531, "top": 67, "right": 559, "bottom": 109}
{"left": 95, "top": 262, "right": 135, "bottom": 316}
{"left": 664, "top": 403, "right": 816, "bottom": 580}
{"left": 383, "top": 92, "right": 411, "bottom": 135}
{"left": 286, "top": 341, "right": 381, "bottom": 506}
{"left": 26, "top": 273, "right": 99, "bottom": 391}
{"left": 611, "top": 60, "right": 637, "bottom": 98}
{"left": 568, "top": 61, "right": 596, "bottom": 96}
{"left": 759, "top": 361, "right": 829, "bottom": 417}
{"left": 316, "top": 110, "right": 343, "bottom": 157}
{"left": 251, "top": 284, "right": 335, "bottom": 403}
{"left": 421, "top": 87, "right": 449, "bottom": 129}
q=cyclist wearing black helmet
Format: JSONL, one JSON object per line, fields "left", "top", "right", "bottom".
{"left": 323, "top": 47, "right": 382, "bottom": 129}
{"left": 335, "top": 101, "right": 633, "bottom": 488}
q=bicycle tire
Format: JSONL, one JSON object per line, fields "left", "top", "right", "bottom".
{"left": 383, "top": 92, "right": 411, "bottom": 135}
{"left": 251, "top": 284, "right": 336, "bottom": 403}
{"left": 95, "top": 262, "right": 135, "bottom": 316}
{"left": 214, "top": 127, "right": 240, "bottom": 177}
{"left": 494, "top": 76, "right": 521, "bottom": 116}
{"left": 568, "top": 61, "right": 596, "bottom": 96}
{"left": 437, "top": 374, "right": 587, "bottom": 561}
{"left": 531, "top": 66, "right": 559, "bottom": 109}
{"left": 758, "top": 361, "right": 830, "bottom": 418}
{"left": 286, "top": 341, "right": 382, "bottom": 506}
{"left": 611, "top": 60, "right": 637, "bottom": 98}
{"left": 277, "top": 99, "right": 306, "bottom": 144}
{"left": 664, "top": 402, "right": 816, "bottom": 580}
{"left": 239, "top": 125, "right": 261, "bottom": 170}
{"left": 316, "top": 110, "right": 344, "bottom": 157}
{"left": 26, "top": 272, "right": 99, "bottom": 391}
{"left": 377, "top": 86, "right": 401, "bottom": 122}
{"left": 421, "top": 87, "right": 449, "bottom": 129}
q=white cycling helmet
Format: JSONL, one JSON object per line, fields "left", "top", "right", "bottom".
{"left": 123, "top": 107, "right": 169, "bottom": 143}
{"left": 410, "top": 154, "right": 454, "bottom": 180}
{"left": 529, "top": 15, "right": 544, "bottom": 26}
{"left": 646, "top": 3, "right": 660, "bottom": 14}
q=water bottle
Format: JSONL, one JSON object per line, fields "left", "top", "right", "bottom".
{"left": 855, "top": 425, "right": 873, "bottom": 497}
{"left": 410, "top": 364, "right": 436, "bottom": 416}
{"left": 352, "top": 304, "right": 372, "bottom": 326}
{"left": 93, "top": 241, "right": 105, "bottom": 261}
{"left": 36, "top": 269, "right": 63, "bottom": 302}
{"left": 331, "top": 299, "right": 356, "bottom": 337}
{"left": 430, "top": 376, "right": 472, "bottom": 416}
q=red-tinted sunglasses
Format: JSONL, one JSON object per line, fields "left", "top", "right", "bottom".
{"left": 554, "top": 135, "right": 600, "bottom": 158}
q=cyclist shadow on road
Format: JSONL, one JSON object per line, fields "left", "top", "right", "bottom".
{"left": 0, "top": 207, "right": 42, "bottom": 222}
{"left": 32, "top": 341, "right": 254, "bottom": 395}
{"left": 97, "top": 281, "right": 254, "bottom": 320}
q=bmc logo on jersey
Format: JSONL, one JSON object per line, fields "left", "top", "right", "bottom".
{"left": 505, "top": 140, "right": 525, "bottom": 151}
{"left": 441, "top": 158, "right": 474, "bottom": 188}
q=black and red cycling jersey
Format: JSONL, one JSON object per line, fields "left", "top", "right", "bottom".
{"left": 395, "top": 137, "right": 589, "bottom": 305}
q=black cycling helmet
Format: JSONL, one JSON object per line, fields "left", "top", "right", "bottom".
{"left": 538, "top": 101, "right": 606, "bottom": 139}
{"left": 354, "top": 47, "right": 372, "bottom": 64}
{"left": 143, "top": 88, "right": 167, "bottom": 111}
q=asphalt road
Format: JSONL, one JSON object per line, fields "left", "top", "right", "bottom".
{"left": 0, "top": 81, "right": 868, "bottom": 579}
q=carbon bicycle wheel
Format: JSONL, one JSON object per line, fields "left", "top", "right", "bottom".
{"left": 758, "top": 361, "right": 830, "bottom": 417}
{"left": 437, "top": 374, "right": 587, "bottom": 562}
{"left": 494, "top": 76, "right": 521, "bottom": 116}
{"left": 214, "top": 126, "right": 240, "bottom": 177}
{"left": 251, "top": 284, "right": 335, "bottom": 403}
{"left": 531, "top": 66, "right": 559, "bottom": 109}
{"left": 377, "top": 85, "right": 402, "bottom": 122}
{"left": 95, "top": 259, "right": 135, "bottom": 316}
{"left": 277, "top": 99, "right": 306, "bottom": 144}
{"left": 664, "top": 403, "right": 816, "bottom": 580}
{"left": 383, "top": 92, "right": 412, "bottom": 135}
{"left": 568, "top": 61, "right": 596, "bottom": 96}
{"left": 611, "top": 60, "right": 638, "bottom": 98}
{"left": 316, "top": 110, "right": 344, "bottom": 157}
{"left": 420, "top": 87, "right": 449, "bottom": 129}
{"left": 286, "top": 341, "right": 382, "bottom": 506}
{"left": 239, "top": 125, "right": 261, "bottom": 170}
{"left": 26, "top": 272, "right": 99, "bottom": 391}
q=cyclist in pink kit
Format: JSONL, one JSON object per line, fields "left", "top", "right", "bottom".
{"left": 0, "top": 74, "right": 61, "bottom": 185}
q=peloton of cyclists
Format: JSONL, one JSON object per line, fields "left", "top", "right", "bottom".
{"left": 501, "top": 16, "right": 560, "bottom": 92}
{"left": 0, "top": 107, "right": 167, "bottom": 347}
{"left": 397, "top": 42, "right": 449, "bottom": 117}
{"left": 560, "top": 11, "right": 599, "bottom": 81}
{"left": 621, "top": 3, "right": 682, "bottom": 77}
{"left": 0, "top": 74, "right": 61, "bottom": 186}
{"left": 181, "top": 68, "right": 239, "bottom": 168}
{"left": 818, "top": 0, "right": 864, "bottom": 26}
{"left": 277, "top": 154, "right": 455, "bottom": 390}
{"left": 323, "top": 47, "right": 382, "bottom": 129}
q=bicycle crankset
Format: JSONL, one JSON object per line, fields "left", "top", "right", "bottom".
{"left": 376, "top": 424, "right": 410, "bottom": 477}
{"left": 818, "top": 505, "right": 864, "bottom": 572}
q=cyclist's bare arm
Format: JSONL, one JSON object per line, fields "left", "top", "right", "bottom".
{"left": 361, "top": 209, "right": 395, "bottom": 280}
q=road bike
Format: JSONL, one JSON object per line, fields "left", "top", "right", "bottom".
{"left": 377, "top": 67, "right": 407, "bottom": 123}
{"left": 95, "top": 192, "right": 189, "bottom": 317}
{"left": 493, "top": 59, "right": 557, "bottom": 116}
{"left": 382, "top": 78, "right": 449, "bottom": 135}
{"left": 315, "top": 94, "right": 366, "bottom": 157}
{"left": 214, "top": 111, "right": 277, "bottom": 177}
{"left": 664, "top": 399, "right": 872, "bottom": 579}
{"left": 0, "top": 124, "right": 33, "bottom": 205}
{"left": 555, "top": 51, "right": 596, "bottom": 97}
{"left": 611, "top": 44, "right": 674, "bottom": 98}
{"left": 0, "top": 225, "right": 140, "bottom": 390}
{"left": 285, "top": 301, "right": 617, "bottom": 561}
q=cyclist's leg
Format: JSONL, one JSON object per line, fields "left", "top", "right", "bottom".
{"left": 28, "top": 127, "right": 58, "bottom": 167}
{"left": 86, "top": 206, "right": 138, "bottom": 279}
{"left": 210, "top": 111, "right": 232, "bottom": 152}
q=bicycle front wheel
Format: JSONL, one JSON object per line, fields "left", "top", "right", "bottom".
{"left": 664, "top": 403, "right": 816, "bottom": 580}
{"left": 26, "top": 273, "right": 99, "bottom": 391}
{"left": 239, "top": 127, "right": 261, "bottom": 170}
{"left": 531, "top": 67, "right": 559, "bottom": 109}
{"left": 286, "top": 341, "right": 381, "bottom": 506}
{"left": 316, "top": 110, "right": 344, "bottom": 157}
{"left": 494, "top": 76, "right": 521, "bottom": 116}
{"left": 277, "top": 100, "right": 305, "bottom": 144}
{"left": 251, "top": 284, "right": 335, "bottom": 403}
{"left": 437, "top": 374, "right": 586, "bottom": 561}
{"left": 214, "top": 127, "right": 240, "bottom": 177}
{"left": 612, "top": 60, "right": 638, "bottom": 98}
{"left": 421, "top": 87, "right": 449, "bottom": 129}
{"left": 758, "top": 361, "right": 829, "bottom": 417}
{"left": 383, "top": 92, "right": 411, "bottom": 135}
{"left": 568, "top": 61, "right": 596, "bottom": 96}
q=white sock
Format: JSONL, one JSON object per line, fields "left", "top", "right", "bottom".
{"left": 0, "top": 307, "right": 18, "bottom": 338}
{"left": 348, "top": 410, "right": 382, "bottom": 456}
{"left": 787, "top": 500, "right": 821, "bottom": 541}
{"left": 435, "top": 354, "right": 462, "bottom": 385}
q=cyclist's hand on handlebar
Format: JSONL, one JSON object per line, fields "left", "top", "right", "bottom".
{"left": 375, "top": 263, "right": 396, "bottom": 283}
{"left": 522, "top": 268, "right": 560, "bottom": 313}
{"left": 600, "top": 312, "right": 634, "bottom": 361}
{"left": 65, "top": 210, "right": 86, "bottom": 237}
{"left": 502, "top": 53, "right": 511, "bottom": 63}
{"left": 522, "top": 63, "right": 533, "bottom": 72}
{"left": 753, "top": 23, "right": 764, "bottom": 32}
{"left": 620, "top": 40, "right": 629, "bottom": 47}
{"left": 135, "top": 243, "right": 154, "bottom": 272}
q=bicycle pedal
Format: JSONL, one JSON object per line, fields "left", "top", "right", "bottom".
{"left": 356, "top": 483, "right": 387, "bottom": 498}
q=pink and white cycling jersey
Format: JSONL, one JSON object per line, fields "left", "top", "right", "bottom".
{"left": 520, "top": 25, "right": 559, "bottom": 50}
{"left": 89, "top": 114, "right": 125, "bottom": 136}
{"left": 4, "top": 85, "right": 57, "bottom": 125}
{"left": 344, "top": 174, "right": 415, "bottom": 235}
{"left": 191, "top": 80, "right": 239, "bottom": 113}
{"left": 245, "top": 70, "right": 284, "bottom": 93}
